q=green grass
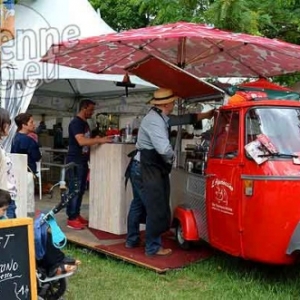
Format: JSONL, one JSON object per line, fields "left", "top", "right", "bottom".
{"left": 62, "top": 245, "right": 300, "bottom": 300}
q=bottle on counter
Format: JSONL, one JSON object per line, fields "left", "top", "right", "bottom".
{"left": 120, "top": 128, "right": 126, "bottom": 143}
{"left": 125, "top": 123, "right": 132, "bottom": 143}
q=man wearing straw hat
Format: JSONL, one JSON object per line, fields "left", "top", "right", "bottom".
{"left": 126, "top": 88, "right": 214, "bottom": 256}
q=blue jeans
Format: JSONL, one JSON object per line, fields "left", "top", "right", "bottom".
{"left": 126, "top": 160, "right": 161, "bottom": 254}
{"left": 66, "top": 162, "right": 89, "bottom": 220}
{"left": 6, "top": 200, "right": 16, "bottom": 218}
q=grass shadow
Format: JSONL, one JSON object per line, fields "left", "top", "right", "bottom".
{"left": 208, "top": 248, "right": 300, "bottom": 284}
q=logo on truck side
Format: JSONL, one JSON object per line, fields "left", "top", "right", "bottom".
{"left": 211, "top": 179, "right": 234, "bottom": 215}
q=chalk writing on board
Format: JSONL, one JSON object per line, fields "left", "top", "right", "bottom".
{"left": 0, "top": 233, "right": 23, "bottom": 285}
{"left": 0, "top": 233, "right": 15, "bottom": 248}
{"left": 0, "top": 258, "right": 23, "bottom": 283}
{"left": 14, "top": 282, "right": 30, "bottom": 300}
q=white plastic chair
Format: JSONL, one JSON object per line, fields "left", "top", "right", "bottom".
{"left": 36, "top": 161, "right": 50, "bottom": 200}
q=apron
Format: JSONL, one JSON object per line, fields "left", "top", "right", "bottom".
{"left": 125, "top": 107, "right": 173, "bottom": 236}
{"left": 140, "top": 107, "right": 172, "bottom": 236}
{"left": 140, "top": 149, "right": 172, "bottom": 236}
{"left": 124, "top": 149, "right": 138, "bottom": 189}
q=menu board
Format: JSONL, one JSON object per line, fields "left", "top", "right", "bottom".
{"left": 0, "top": 218, "right": 37, "bottom": 300}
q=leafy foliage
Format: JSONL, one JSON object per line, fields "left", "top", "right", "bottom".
{"left": 205, "top": 0, "right": 300, "bottom": 43}
{"left": 204, "top": 0, "right": 262, "bottom": 35}
{"left": 88, "top": 0, "right": 149, "bottom": 31}
{"left": 89, "top": 0, "right": 300, "bottom": 44}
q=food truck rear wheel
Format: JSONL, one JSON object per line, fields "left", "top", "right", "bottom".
{"left": 175, "top": 222, "right": 191, "bottom": 250}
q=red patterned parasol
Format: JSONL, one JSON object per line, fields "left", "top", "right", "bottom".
{"left": 42, "top": 22, "right": 300, "bottom": 78}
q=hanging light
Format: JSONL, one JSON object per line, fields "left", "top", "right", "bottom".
{"left": 115, "top": 73, "right": 136, "bottom": 96}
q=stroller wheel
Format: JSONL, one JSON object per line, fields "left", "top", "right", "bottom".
{"left": 44, "top": 278, "right": 67, "bottom": 300}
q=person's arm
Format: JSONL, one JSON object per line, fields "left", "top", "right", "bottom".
{"left": 196, "top": 109, "right": 215, "bottom": 121}
{"left": 75, "top": 134, "right": 112, "bottom": 146}
{"left": 28, "top": 140, "right": 42, "bottom": 162}
{"left": 146, "top": 119, "right": 174, "bottom": 164}
{"left": 169, "top": 114, "right": 198, "bottom": 126}
{"left": 168, "top": 109, "right": 215, "bottom": 126}
{"left": 70, "top": 119, "right": 113, "bottom": 146}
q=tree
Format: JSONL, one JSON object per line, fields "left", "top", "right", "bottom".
{"left": 131, "top": 0, "right": 214, "bottom": 24}
{"left": 204, "top": 0, "right": 300, "bottom": 85}
{"left": 88, "top": 0, "right": 150, "bottom": 31}
{"left": 257, "top": 0, "right": 300, "bottom": 43}
{"left": 89, "top": 0, "right": 215, "bottom": 29}
{"left": 89, "top": 0, "right": 300, "bottom": 44}
{"left": 204, "top": 0, "right": 262, "bottom": 35}
{"left": 205, "top": 0, "right": 300, "bottom": 43}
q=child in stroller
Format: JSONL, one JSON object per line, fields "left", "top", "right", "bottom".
{"left": 35, "top": 212, "right": 80, "bottom": 277}
{"left": 35, "top": 169, "right": 81, "bottom": 277}
{"left": 0, "top": 185, "right": 80, "bottom": 277}
{"left": 0, "top": 188, "right": 12, "bottom": 219}
{"left": 0, "top": 185, "right": 80, "bottom": 300}
{"left": 35, "top": 180, "right": 81, "bottom": 300}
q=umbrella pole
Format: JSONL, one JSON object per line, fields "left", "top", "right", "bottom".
{"left": 174, "top": 99, "right": 183, "bottom": 168}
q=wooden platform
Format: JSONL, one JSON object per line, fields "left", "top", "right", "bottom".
{"left": 36, "top": 193, "right": 212, "bottom": 273}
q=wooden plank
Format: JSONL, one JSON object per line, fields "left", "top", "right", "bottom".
{"left": 66, "top": 234, "right": 167, "bottom": 274}
{"left": 36, "top": 194, "right": 210, "bottom": 274}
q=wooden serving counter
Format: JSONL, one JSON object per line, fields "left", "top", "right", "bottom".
{"left": 89, "top": 143, "right": 135, "bottom": 234}
{"left": 89, "top": 143, "right": 205, "bottom": 235}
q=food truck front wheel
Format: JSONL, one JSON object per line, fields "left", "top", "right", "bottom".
{"left": 175, "top": 221, "right": 192, "bottom": 250}
{"left": 173, "top": 206, "right": 199, "bottom": 250}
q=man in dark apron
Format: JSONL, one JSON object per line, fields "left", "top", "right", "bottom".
{"left": 125, "top": 88, "right": 215, "bottom": 256}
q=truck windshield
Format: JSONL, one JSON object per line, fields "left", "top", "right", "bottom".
{"left": 245, "top": 107, "right": 300, "bottom": 154}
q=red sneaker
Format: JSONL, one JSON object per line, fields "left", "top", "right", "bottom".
{"left": 77, "top": 215, "right": 89, "bottom": 226}
{"left": 67, "top": 219, "right": 85, "bottom": 230}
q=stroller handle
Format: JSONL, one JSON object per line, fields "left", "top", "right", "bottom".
{"left": 43, "top": 163, "right": 80, "bottom": 219}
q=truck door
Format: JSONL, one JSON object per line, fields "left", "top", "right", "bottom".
{"left": 206, "top": 110, "right": 242, "bottom": 256}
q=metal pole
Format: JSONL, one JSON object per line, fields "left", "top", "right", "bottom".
{"left": 174, "top": 99, "right": 183, "bottom": 168}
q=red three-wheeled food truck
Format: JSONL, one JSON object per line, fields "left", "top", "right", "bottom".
{"left": 173, "top": 85, "right": 300, "bottom": 265}
{"left": 125, "top": 56, "right": 300, "bottom": 265}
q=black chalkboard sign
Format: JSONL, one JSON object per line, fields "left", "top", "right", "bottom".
{"left": 0, "top": 218, "right": 37, "bottom": 300}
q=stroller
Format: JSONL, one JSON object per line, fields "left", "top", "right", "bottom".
{"left": 36, "top": 166, "right": 79, "bottom": 300}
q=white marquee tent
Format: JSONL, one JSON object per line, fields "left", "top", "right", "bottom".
{"left": 1, "top": 0, "right": 155, "bottom": 149}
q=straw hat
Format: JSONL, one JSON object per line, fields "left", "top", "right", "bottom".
{"left": 149, "top": 88, "right": 179, "bottom": 105}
